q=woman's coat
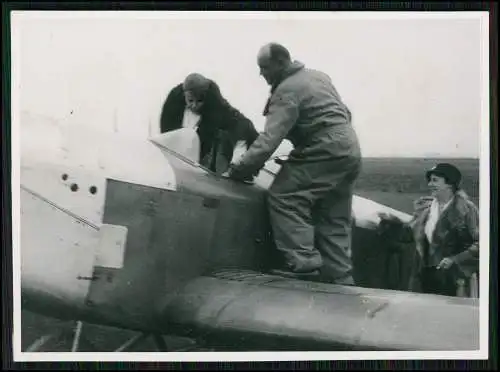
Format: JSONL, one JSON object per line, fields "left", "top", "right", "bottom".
{"left": 159, "top": 81, "right": 258, "bottom": 173}
{"left": 399, "top": 190, "right": 480, "bottom": 294}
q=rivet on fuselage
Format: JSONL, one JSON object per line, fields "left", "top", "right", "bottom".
{"left": 70, "top": 183, "right": 79, "bottom": 192}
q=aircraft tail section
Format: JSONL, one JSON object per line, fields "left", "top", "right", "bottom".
{"left": 159, "top": 269, "right": 479, "bottom": 351}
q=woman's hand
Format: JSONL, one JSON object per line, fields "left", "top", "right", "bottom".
{"left": 413, "top": 196, "right": 434, "bottom": 212}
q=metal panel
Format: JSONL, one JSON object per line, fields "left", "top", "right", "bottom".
{"left": 21, "top": 163, "right": 107, "bottom": 227}
{"left": 94, "top": 224, "right": 128, "bottom": 269}
{"left": 84, "top": 180, "right": 164, "bottom": 328}
{"left": 59, "top": 124, "right": 177, "bottom": 191}
{"left": 150, "top": 189, "right": 218, "bottom": 295}
{"left": 149, "top": 147, "right": 278, "bottom": 272}
{"left": 207, "top": 194, "right": 274, "bottom": 271}
{"left": 20, "top": 187, "right": 98, "bottom": 309}
{"left": 152, "top": 140, "right": 265, "bottom": 203}
{"left": 84, "top": 181, "right": 219, "bottom": 329}
{"left": 21, "top": 118, "right": 177, "bottom": 193}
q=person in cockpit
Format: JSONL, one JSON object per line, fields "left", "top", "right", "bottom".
{"left": 159, "top": 73, "right": 259, "bottom": 174}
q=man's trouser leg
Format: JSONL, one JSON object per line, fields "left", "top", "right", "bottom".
{"left": 308, "top": 156, "right": 360, "bottom": 284}
{"left": 267, "top": 163, "right": 323, "bottom": 273}
{"left": 314, "top": 187, "right": 355, "bottom": 284}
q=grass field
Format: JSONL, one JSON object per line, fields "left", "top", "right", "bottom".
{"left": 18, "top": 157, "right": 481, "bottom": 353}
{"left": 354, "top": 158, "right": 480, "bottom": 212}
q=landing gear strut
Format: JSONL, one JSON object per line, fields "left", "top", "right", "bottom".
{"left": 26, "top": 321, "right": 95, "bottom": 353}
{"left": 71, "top": 321, "right": 83, "bottom": 352}
{"left": 25, "top": 320, "right": 95, "bottom": 352}
{"left": 24, "top": 320, "right": 200, "bottom": 352}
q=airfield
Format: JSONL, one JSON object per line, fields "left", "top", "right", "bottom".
{"left": 19, "top": 157, "right": 480, "bottom": 352}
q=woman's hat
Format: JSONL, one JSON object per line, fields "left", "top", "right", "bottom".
{"left": 183, "top": 73, "right": 211, "bottom": 97}
{"left": 425, "top": 162, "right": 462, "bottom": 187}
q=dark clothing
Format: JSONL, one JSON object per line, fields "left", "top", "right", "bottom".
{"left": 159, "top": 81, "right": 258, "bottom": 173}
{"left": 420, "top": 267, "right": 459, "bottom": 297}
{"left": 386, "top": 190, "right": 480, "bottom": 297}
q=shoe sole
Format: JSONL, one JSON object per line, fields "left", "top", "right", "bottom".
{"left": 270, "top": 269, "right": 320, "bottom": 279}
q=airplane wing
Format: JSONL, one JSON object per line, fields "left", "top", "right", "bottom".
{"left": 159, "top": 269, "right": 479, "bottom": 351}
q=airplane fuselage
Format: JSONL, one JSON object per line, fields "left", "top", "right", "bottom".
{"left": 19, "top": 120, "right": 480, "bottom": 351}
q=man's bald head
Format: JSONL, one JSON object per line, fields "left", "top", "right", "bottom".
{"left": 258, "top": 43, "right": 291, "bottom": 62}
{"left": 257, "top": 43, "right": 292, "bottom": 86}
{"left": 257, "top": 44, "right": 272, "bottom": 63}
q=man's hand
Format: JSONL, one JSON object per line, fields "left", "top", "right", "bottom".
{"left": 436, "top": 257, "right": 455, "bottom": 270}
{"left": 226, "top": 163, "right": 255, "bottom": 183}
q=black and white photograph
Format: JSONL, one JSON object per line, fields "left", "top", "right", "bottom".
{"left": 8, "top": 9, "right": 491, "bottom": 362}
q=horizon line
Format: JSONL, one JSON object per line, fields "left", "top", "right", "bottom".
{"left": 361, "top": 155, "right": 480, "bottom": 159}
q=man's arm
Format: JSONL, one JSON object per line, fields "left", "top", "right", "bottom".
{"left": 229, "top": 90, "right": 299, "bottom": 179}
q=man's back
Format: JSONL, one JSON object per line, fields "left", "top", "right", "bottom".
{"left": 275, "top": 65, "right": 360, "bottom": 161}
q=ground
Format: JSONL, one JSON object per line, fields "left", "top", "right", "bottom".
{"left": 18, "top": 157, "right": 480, "bottom": 352}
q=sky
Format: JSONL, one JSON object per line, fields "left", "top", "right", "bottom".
{"left": 12, "top": 11, "right": 488, "bottom": 158}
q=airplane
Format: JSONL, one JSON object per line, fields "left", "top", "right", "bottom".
{"left": 18, "top": 115, "right": 480, "bottom": 354}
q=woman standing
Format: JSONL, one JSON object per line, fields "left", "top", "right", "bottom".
{"left": 379, "top": 163, "right": 480, "bottom": 297}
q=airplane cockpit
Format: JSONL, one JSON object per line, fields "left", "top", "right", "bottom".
{"left": 148, "top": 126, "right": 285, "bottom": 190}
{"left": 147, "top": 128, "right": 416, "bottom": 291}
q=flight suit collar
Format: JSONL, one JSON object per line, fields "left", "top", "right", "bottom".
{"left": 263, "top": 60, "right": 305, "bottom": 115}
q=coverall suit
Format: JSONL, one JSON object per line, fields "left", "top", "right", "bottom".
{"left": 230, "top": 61, "right": 362, "bottom": 283}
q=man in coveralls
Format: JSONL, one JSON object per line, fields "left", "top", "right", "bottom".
{"left": 228, "top": 43, "right": 362, "bottom": 285}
